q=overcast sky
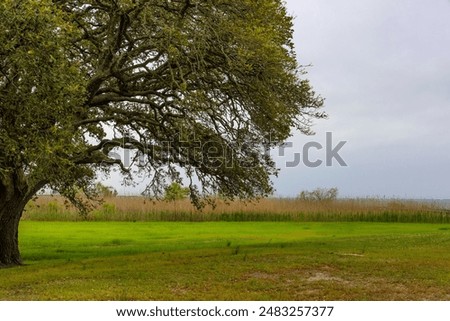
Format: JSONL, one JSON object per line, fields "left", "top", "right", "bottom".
{"left": 270, "top": 0, "right": 450, "bottom": 199}
{"left": 109, "top": 1, "right": 450, "bottom": 199}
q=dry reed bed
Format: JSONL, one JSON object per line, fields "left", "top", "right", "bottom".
{"left": 22, "top": 196, "right": 450, "bottom": 223}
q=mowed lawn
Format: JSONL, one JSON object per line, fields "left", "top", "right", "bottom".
{"left": 1, "top": 222, "right": 449, "bottom": 300}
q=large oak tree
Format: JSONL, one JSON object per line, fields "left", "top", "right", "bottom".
{"left": 0, "top": 0, "right": 324, "bottom": 266}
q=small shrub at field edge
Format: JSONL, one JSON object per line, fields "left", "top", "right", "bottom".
{"left": 298, "top": 187, "right": 338, "bottom": 201}
{"left": 164, "top": 183, "right": 190, "bottom": 202}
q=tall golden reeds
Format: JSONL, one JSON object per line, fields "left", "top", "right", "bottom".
{"left": 21, "top": 196, "right": 450, "bottom": 223}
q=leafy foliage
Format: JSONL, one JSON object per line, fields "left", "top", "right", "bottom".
{"left": 0, "top": 0, "right": 90, "bottom": 208}
{"left": 1, "top": 0, "right": 325, "bottom": 210}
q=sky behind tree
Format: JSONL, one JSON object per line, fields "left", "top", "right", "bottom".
{"left": 275, "top": 0, "right": 450, "bottom": 198}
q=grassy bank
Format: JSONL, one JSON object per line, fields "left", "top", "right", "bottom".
{"left": 0, "top": 221, "right": 449, "bottom": 300}
{"left": 22, "top": 196, "right": 450, "bottom": 223}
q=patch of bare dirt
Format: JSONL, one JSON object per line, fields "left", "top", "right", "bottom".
{"left": 307, "top": 272, "right": 347, "bottom": 283}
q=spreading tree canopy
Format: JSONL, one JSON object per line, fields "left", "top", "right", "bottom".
{"left": 0, "top": 0, "right": 324, "bottom": 266}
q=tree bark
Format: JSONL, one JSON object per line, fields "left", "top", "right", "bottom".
{"left": 0, "top": 170, "right": 38, "bottom": 267}
{"left": 0, "top": 197, "right": 24, "bottom": 267}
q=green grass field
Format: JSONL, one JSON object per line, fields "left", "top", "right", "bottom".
{"left": 1, "top": 221, "right": 449, "bottom": 300}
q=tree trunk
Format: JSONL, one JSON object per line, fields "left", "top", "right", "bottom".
{"left": 0, "top": 170, "right": 36, "bottom": 267}
{"left": 0, "top": 198, "right": 24, "bottom": 266}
